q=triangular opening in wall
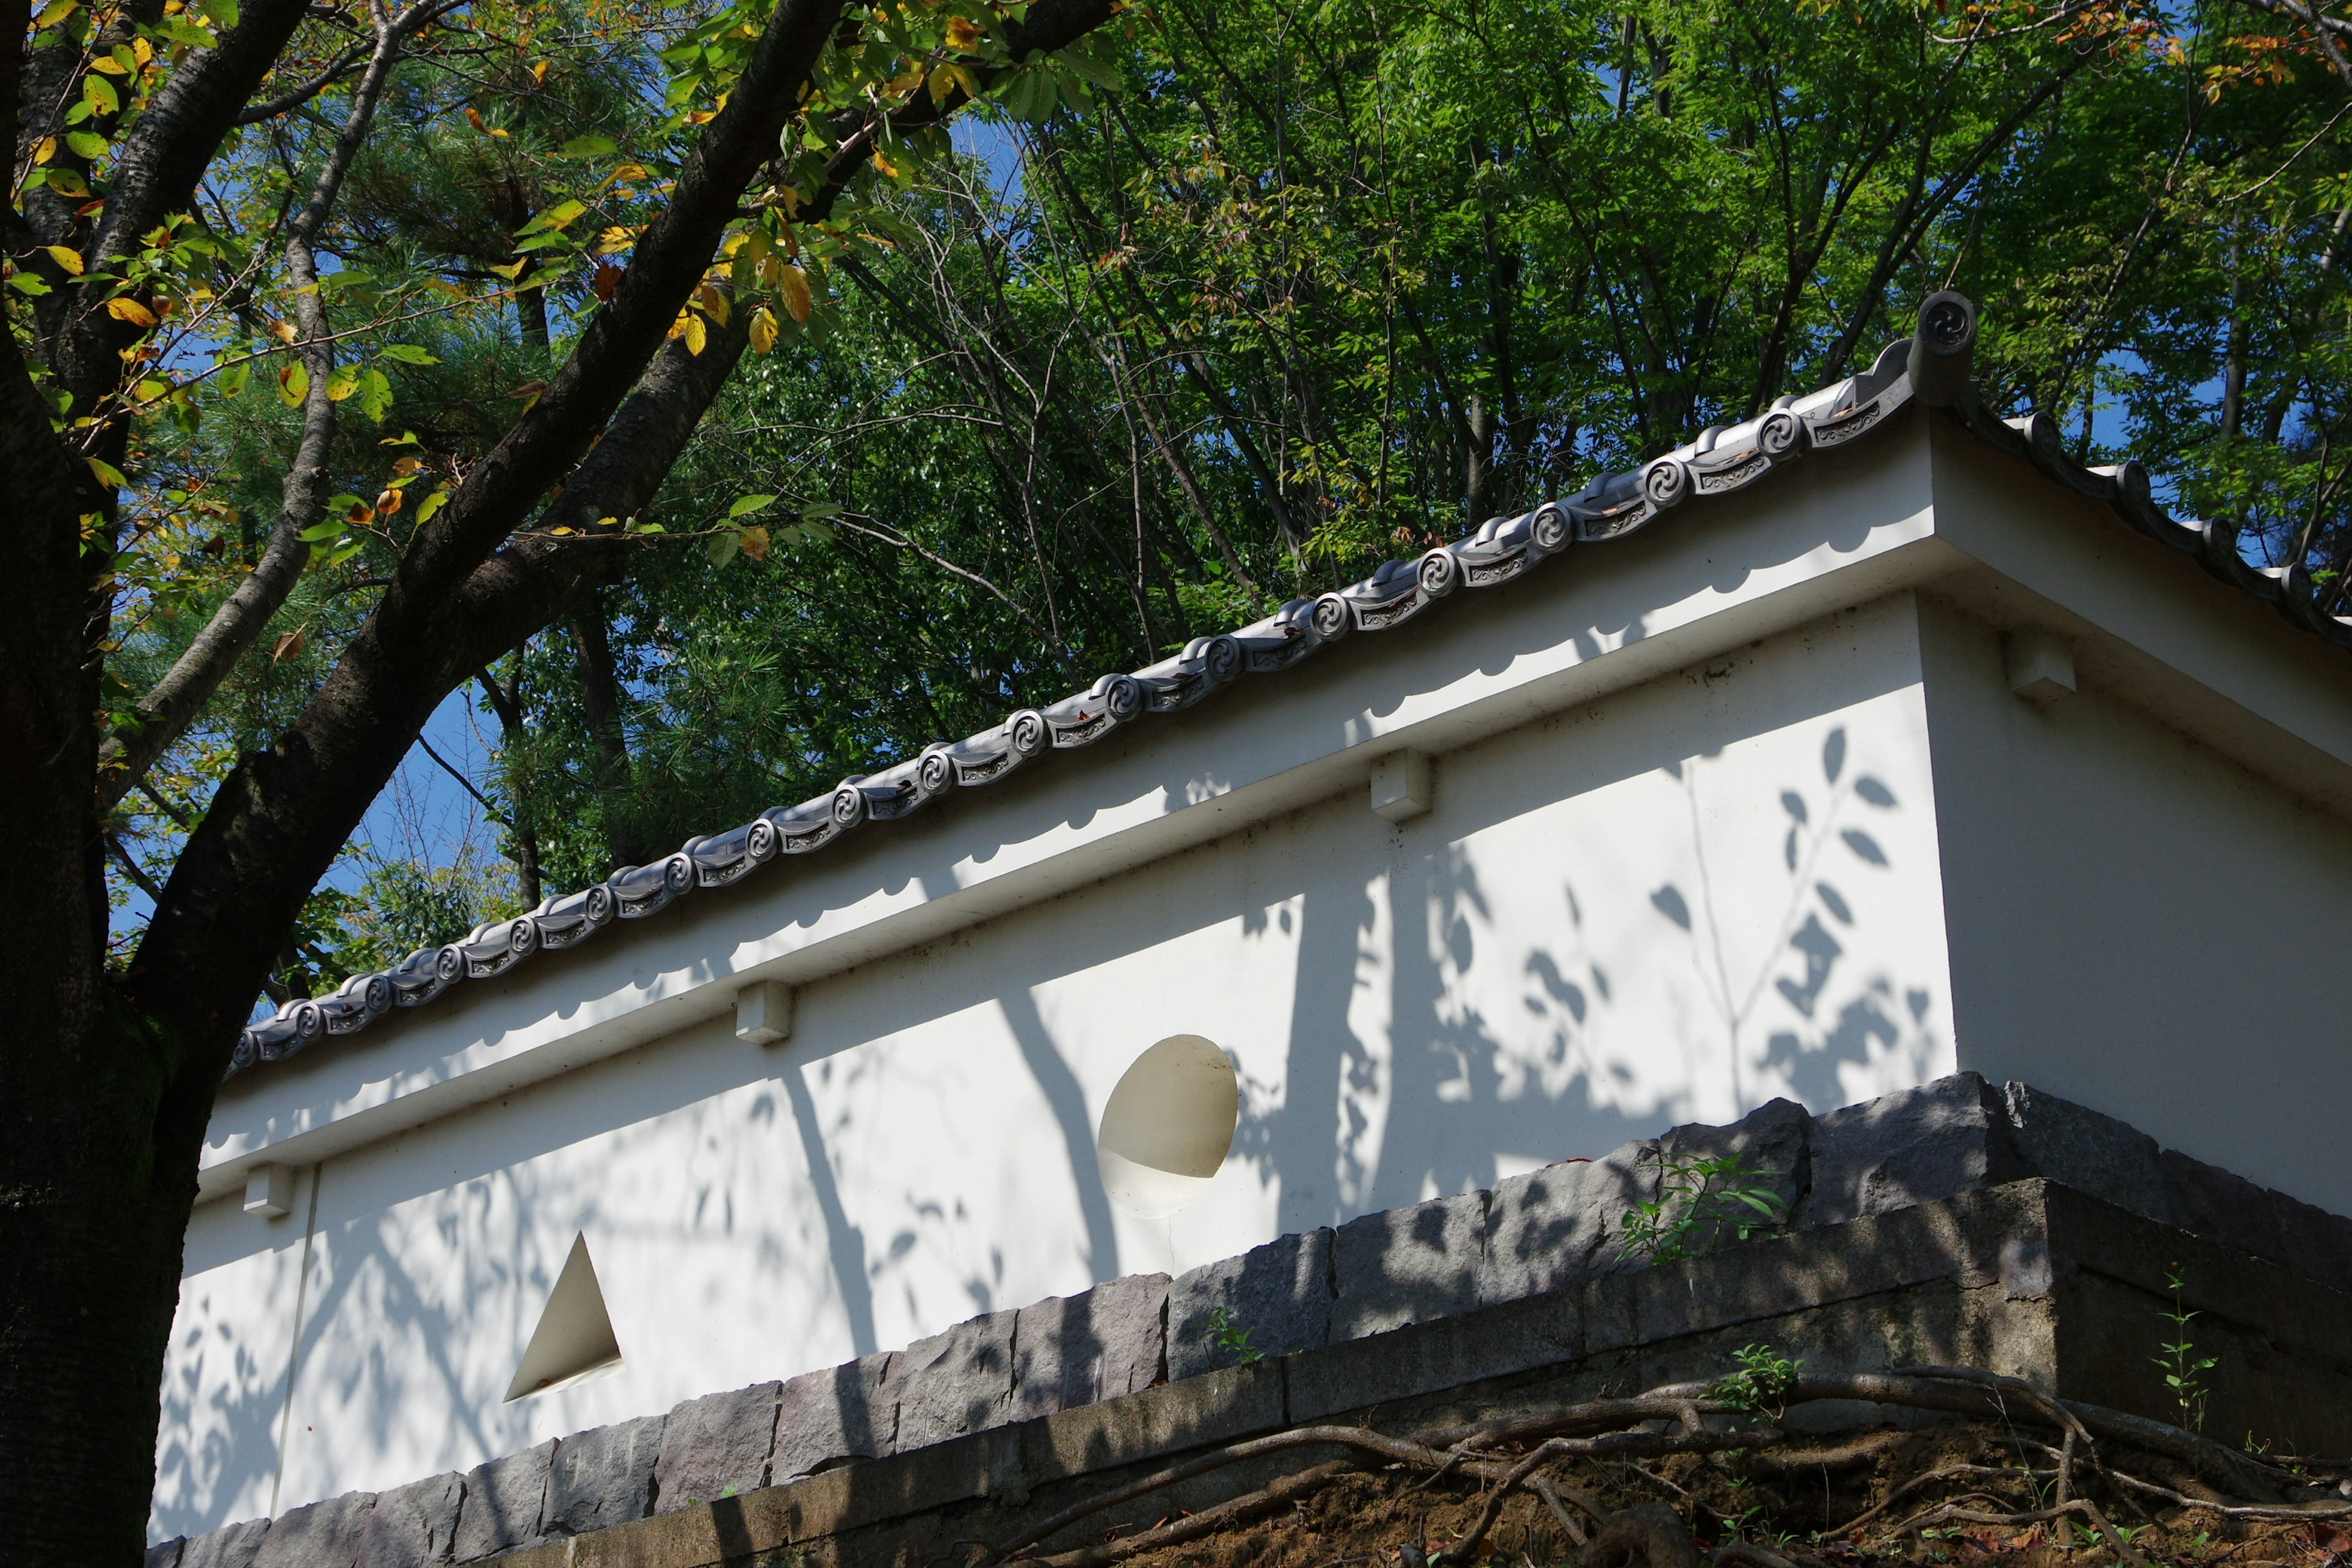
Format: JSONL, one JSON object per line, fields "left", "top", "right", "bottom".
{"left": 503, "top": 1232, "right": 623, "bottom": 1401}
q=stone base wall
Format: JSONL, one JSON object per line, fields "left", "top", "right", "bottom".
{"left": 148, "top": 1075, "right": 2352, "bottom": 1568}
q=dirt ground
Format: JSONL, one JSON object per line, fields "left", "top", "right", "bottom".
{"left": 1087, "top": 1422, "right": 2352, "bottom": 1568}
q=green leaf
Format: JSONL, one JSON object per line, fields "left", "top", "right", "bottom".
{"left": 65, "top": 130, "right": 108, "bottom": 159}
{"left": 357, "top": 366, "right": 393, "bottom": 423}
{"left": 377, "top": 344, "right": 439, "bottom": 366}
{"left": 204, "top": 0, "right": 238, "bottom": 29}
{"left": 1000, "top": 68, "right": 1057, "bottom": 124}
{"left": 83, "top": 74, "right": 119, "bottom": 115}
{"left": 9, "top": 271, "right": 54, "bottom": 296}
{"left": 298, "top": 518, "right": 345, "bottom": 543}
{"left": 413, "top": 488, "right": 450, "bottom": 524}
{"left": 706, "top": 529, "right": 741, "bottom": 566}
{"left": 559, "top": 134, "right": 619, "bottom": 157}
{"left": 525, "top": 198, "right": 589, "bottom": 233}
{"left": 217, "top": 361, "right": 251, "bottom": 398}
{"left": 728, "top": 492, "right": 777, "bottom": 519}
{"left": 799, "top": 500, "right": 842, "bottom": 520}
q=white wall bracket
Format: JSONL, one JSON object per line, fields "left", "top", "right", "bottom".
{"left": 1370, "top": 750, "right": 1433, "bottom": 823}
{"left": 2006, "top": 630, "right": 2077, "bottom": 704}
{"left": 243, "top": 1163, "right": 295, "bottom": 1219}
{"left": 734, "top": 979, "right": 796, "bottom": 1046}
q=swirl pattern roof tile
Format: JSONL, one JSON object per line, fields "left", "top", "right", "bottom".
{"left": 226, "top": 295, "right": 2352, "bottom": 1079}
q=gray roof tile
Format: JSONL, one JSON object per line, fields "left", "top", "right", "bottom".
{"left": 228, "top": 293, "right": 2352, "bottom": 1079}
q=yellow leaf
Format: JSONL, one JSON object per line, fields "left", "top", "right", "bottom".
{"left": 271, "top": 627, "right": 306, "bottom": 662}
{"left": 269, "top": 318, "right": 296, "bottom": 343}
{"left": 739, "top": 525, "right": 770, "bottom": 561}
{"left": 133, "top": 36, "right": 153, "bottom": 65}
{"left": 693, "top": 282, "right": 731, "bottom": 326}
{"left": 106, "top": 296, "right": 157, "bottom": 327}
{"left": 91, "top": 55, "right": 129, "bottom": 74}
{"left": 685, "top": 108, "right": 715, "bottom": 126}
{"left": 45, "top": 244, "right": 84, "bottom": 275}
{"left": 87, "top": 456, "right": 127, "bottom": 487}
{"left": 532, "top": 59, "right": 549, "bottom": 83}
{"left": 595, "top": 225, "right": 636, "bottom": 255}
{"left": 682, "top": 312, "right": 707, "bottom": 355}
{"left": 778, "top": 263, "right": 812, "bottom": 323}
{"left": 872, "top": 149, "right": 900, "bottom": 179}
{"left": 375, "top": 488, "right": 402, "bottom": 515}
{"left": 35, "top": 136, "right": 56, "bottom": 165}
{"left": 748, "top": 306, "right": 778, "bottom": 353}
{"left": 778, "top": 221, "right": 800, "bottom": 259}
{"left": 278, "top": 361, "right": 309, "bottom": 405}
{"left": 34, "top": 0, "right": 78, "bottom": 26}
{"left": 668, "top": 309, "right": 690, "bottom": 341}
{"left": 391, "top": 456, "right": 423, "bottom": 476}
{"left": 944, "top": 15, "right": 981, "bottom": 50}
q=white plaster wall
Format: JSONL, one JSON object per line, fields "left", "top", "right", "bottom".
{"left": 156, "top": 594, "right": 1960, "bottom": 1532}
{"left": 153, "top": 1166, "right": 318, "bottom": 1539}
{"left": 1918, "top": 597, "right": 2352, "bottom": 1214}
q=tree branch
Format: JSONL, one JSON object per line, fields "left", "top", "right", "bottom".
{"left": 95, "top": 0, "right": 448, "bottom": 814}
{"left": 235, "top": 39, "right": 374, "bottom": 125}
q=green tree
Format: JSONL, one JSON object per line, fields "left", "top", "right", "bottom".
{"left": 2, "top": 0, "right": 1122, "bottom": 1559}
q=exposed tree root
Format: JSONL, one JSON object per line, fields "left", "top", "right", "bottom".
{"left": 976, "top": 1362, "right": 2352, "bottom": 1568}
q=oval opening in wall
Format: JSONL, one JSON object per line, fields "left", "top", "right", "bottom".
{"left": 1096, "top": 1035, "right": 1240, "bottom": 1219}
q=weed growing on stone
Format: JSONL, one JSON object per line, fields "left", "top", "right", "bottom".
{"left": 1618, "top": 1150, "right": 1788, "bottom": 1265}
{"left": 2155, "top": 1262, "right": 2217, "bottom": 1433}
{"left": 1204, "top": 1305, "right": 1263, "bottom": 1366}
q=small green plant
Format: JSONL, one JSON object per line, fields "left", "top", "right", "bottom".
{"left": 1619, "top": 1149, "right": 1789, "bottom": 1265}
{"left": 1203, "top": 1304, "right": 1263, "bottom": 1366}
{"left": 2154, "top": 1263, "right": 2217, "bottom": 1433}
{"left": 1712, "top": 1343, "right": 1803, "bottom": 1418}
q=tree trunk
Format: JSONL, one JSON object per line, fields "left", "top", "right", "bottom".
{"left": 2, "top": 340, "right": 205, "bottom": 1567}
{"left": 477, "top": 664, "right": 544, "bottom": 907}
{"left": 572, "top": 596, "right": 650, "bottom": 873}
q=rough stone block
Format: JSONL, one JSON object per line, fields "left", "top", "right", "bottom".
{"left": 1332, "top": 1190, "right": 1487, "bottom": 1341}
{"left": 356, "top": 1471, "right": 464, "bottom": 1568}
{"left": 454, "top": 1437, "right": 554, "bottom": 1561}
{"left": 651, "top": 1381, "right": 780, "bottom": 1513}
{"left": 545, "top": 1415, "right": 663, "bottom": 1539}
{"left": 179, "top": 1518, "right": 270, "bottom": 1568}
{"left": 2267, "top": 1189, "right": 2352, "bottom": 1298}
{"left": 894, "top": 1307, "right": 1019, "bottom": 1450}
{"left": 1479, "top": 1143, "right": 1657, "bottom": 1306}
{"left": 251, "top": 1490, "right": 376, "bottom": 1568}
{"left": 2162, "top": 1148, "right": 2290, "bottom": 1264}
{"left": 1805, "top": 1072, "right": 2025, "bottom": 1227}
{"left": 773, "top": 1351, "right": 897, "bottom": 1480}
{"left": 1167, "top": 1227, "right": 1333, "bottom": 1381}
{"left": 1011, "top": 1272, "right": 1169, "bottom": 1419}
{"left": 1027, "top": 1360, "right": 1287, "bottom": 1484}
{"left": 1663, "top": 1097, "right": 1811, "bottom": 1229}
{"left": 2002, "top": 1082, "right": 2177, "bottom": 1226}
{"left": 1287, "top": 1290, "right": 1580, "bottom": 1423}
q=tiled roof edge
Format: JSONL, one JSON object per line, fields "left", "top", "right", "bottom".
{"left": 227, "top": 292, "right": 2352, "bottom": 1079}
